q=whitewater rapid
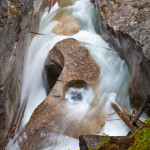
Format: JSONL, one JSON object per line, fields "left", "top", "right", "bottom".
{"left": 19, "top": 0, "right": 131, "bottom": 149}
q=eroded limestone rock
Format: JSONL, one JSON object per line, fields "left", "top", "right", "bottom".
{"left": 14, "top": 38, "right": 102, "bottom": 149}
{"left": 52, "top": 15, "right": 80, "bottom": 35}
{"left": 45, "top": 38, "right": 99, "bottom": 87}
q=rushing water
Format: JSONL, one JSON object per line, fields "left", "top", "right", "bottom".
{"left": 16, "top": 0, "right": 132, "bottom": 149}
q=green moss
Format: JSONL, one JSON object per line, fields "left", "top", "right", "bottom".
{"left": 108, "top": 144, "right": 118, "bottom": 149}
{"left": 89, "top": 134, "right": 110, "bottom": 150}
{"left": 134, "top": 16, "right": 142, "bottom": 24}
{"left": 9, "top": 7, "right": 19, "bottom": 16}
{"left": 9, "top": 0, "right": 14, "bottom": 2}
{"left": 128, "top": 118, "right": 150, "bottom": 150}
{"left": 12, "top": 8, "right": 18, "bottom": 15}
{"left": 97, "top": 134, "right": 110, "bottom": 148}
{"left": 89, "top": 119, "right": 150, "bottom": 150}
{"left": 112, "top": 0, "right": 121, "bottom": 7}
{"left": 9, "top": 0, "right": 16, "bottom": 4}
{"left": 121, "top": 31, "right": 130, "bottom": 39}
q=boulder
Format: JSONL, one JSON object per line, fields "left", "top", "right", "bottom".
{"left": 94, "top": 0, "right": 150, "bottom": 111}
{"left": 44, "top": 38, "right": 99, "bottom": 88}
{"left": 52, "top": 15, "right": 80, "bottom": 35}
{"left": 14, "top": 38, "right": 102, "bottom": 149}
{"left": 79, "top": 135, "right": 133, "bottom": 150}
{"left": 56, "top": 0, "right": 73, "bottom": 8}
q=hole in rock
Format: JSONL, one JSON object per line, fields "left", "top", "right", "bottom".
{"left": 71, "top": 91, "right": 83, "bottom": 102}
{"left": 43, "top": 59, "right": 64, "bottom": 95}
{"left": 65, "top": 80, "right": 94, "bottom": 105}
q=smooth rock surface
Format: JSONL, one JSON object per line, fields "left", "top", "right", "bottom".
{"left": 56, "top": 0, "right": 73, "bottom": 8}
{"left": 13, "top": 38, "right": 102, "bottom": 149}
{"left": 94, "top": 0, "right": 150, "bottom": 111}
{"left": 45, "top": 38, "right": 100, "bottom": 85}
{"left": 44, "top": 38, "right": 100, "bottom": 93}
{"left": 52, "top": 15, "right": 80, "bottom": 35}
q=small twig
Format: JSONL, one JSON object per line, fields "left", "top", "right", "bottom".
{"left": 124, "top": 114, "right": 144, "bottom": 124}
{"left": 79, "top": 41, "right": 111, "bottom": 51}
{"left": 107, "top": 112, "right": 116, "bottom": 116}
{"left": 108, "top": 112, "right": 144, "bottom": 124}
{"left": 133, "top": 97, "right": 147, "bottom": 124}
{"left": 132, "top": 110, "right": 136, "bottom": 116}
{"left": 107, "top": 119, "right": 121, "bottom": 121}
{"left": 111, "top": 103, "right": 136, "bottom": 133}
{"left": 79, "top": 41, "right": 93, "bottom": 46}
{"left": 102, "top": 47, "right": 111, "bottom": 50}
{"left": 15, "top": 90, "right": 29, "bottom": 134}
{"left": 6, "top": 126, "right": 16, "bottom": 141}
{"left": 30, "top": 31, "right": 45, "bottom": 35}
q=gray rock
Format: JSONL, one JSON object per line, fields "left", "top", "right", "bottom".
{"left": 0, "top": 0, "right": 50, "bottom": 146}
{"left": 94, "top": 0, "right": 150, "bottom": 112}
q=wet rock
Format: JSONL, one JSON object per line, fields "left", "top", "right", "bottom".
{"left": 14, "top": 38, "right": 102, "bottom": 149}
{"left": 0, "top": 0, "right": 50, "bottom": 146}
{"left": 90, "top": 0, "right": 95, "bottom": 4}
{"left": 79, "top": 135, "right": 133, "bottom": 150}
{"left": 52, "top": 15, "right": 80, "bottom": 35}
{"left": 56, "top": 0, "right": 73, "bottom": 8}
{"left": 94, "top": 0, "right": 150, "bottom": 111}
{"left": 45, "top": 38, "right": 99, "bottom": 87}
{"left": 44, "top": 38, "right": 100, "bottom": 93}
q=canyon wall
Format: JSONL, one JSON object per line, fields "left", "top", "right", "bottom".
{"left": 94, "top": 0, "right": 150, "bottom": 111}
{"left": 0, "top": 0, "right": 50, "bottom": 146}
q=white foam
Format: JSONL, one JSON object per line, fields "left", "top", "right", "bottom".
{"left": 99, "top": 93, "right": 129, "bottom": 136}
{"left": 19, "top": 0, "right": 132, "bottom": 149}
{"left": 41, "top": 134, "right": 79, "bottom": 150}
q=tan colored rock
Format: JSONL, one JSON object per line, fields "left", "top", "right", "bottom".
{"left": 56, "top": 0, "right": 73, "bottom": 8}
{"left": 52, "top": 9, "right": 70, "bottom": 20}
{"left": 52, "top": 15, "right": 80, "bottom": 35}
{"left": 48, "top": 38, "right": 99, "bottom": 84}
{"left": 44, "top": 38, "right": 100, "bottom": 93}
{"left": 15, "top": 38, "right": 103, "bottom": 149}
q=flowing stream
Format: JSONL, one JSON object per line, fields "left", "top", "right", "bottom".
{"left": 18, "top": 0, "right": 132, "bottom": 149}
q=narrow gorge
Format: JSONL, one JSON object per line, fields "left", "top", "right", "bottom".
{"left": 0, "top": 0, "right": 150, "bottom": 150}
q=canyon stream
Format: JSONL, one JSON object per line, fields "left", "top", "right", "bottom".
{"left": 8, "top": 0, "right": 134, "bottom": 149}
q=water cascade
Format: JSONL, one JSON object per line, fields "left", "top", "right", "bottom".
{"left": 9, "top": 0, "right": 132, "bottom": 149}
